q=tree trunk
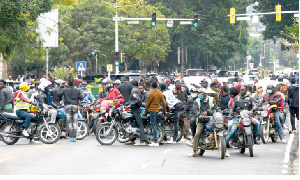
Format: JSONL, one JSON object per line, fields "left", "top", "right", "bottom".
{"left": 139, "top": 60, "right": 146, "bottom": 73}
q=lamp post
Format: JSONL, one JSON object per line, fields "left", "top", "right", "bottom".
{"left": 115, "top": 6, "right": 121, "bottom": 74}
{"left": 91, "top": 50, "right": 97, "bottom": 74}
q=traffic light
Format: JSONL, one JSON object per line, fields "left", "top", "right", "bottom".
{"left": 193, "top": 13, "right": 198, "bottom": 28}
{"left": 114, "top": 52, "right": 120, "bottom": 61}
{"left": 275, "top": 5, "right": 281, "bottom": 21}
{"left": 230, "top": 8, "right": 235, "bottom": 24}
{"left": 152, "top": 12, "right": 156, "bottom": 27}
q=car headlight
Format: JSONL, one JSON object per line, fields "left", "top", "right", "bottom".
{"left": 243, "top": 118, "right": 251, "bottom": 126}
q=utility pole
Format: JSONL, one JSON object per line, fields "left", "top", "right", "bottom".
{"left": 115, "top": 6, "right": 121, "bottom": 74}
{"left": 181, "top": 34, "right": 184, "bottom": 78}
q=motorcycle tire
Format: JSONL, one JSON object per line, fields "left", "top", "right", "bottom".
{"left": 117, "top": 126, "right": 130, "bottom": 143}
{"left": 0, "top": 123, "right": 20, "bottom": 145}
{"left": 247, "top": 135, "right": 254, "bottom": 157}
{"left": 76, "top": 121, "right": 88, "bottom": 140}
{"left": 176, "top": 124, "right": 184, "bottom": 142}
{"left": 199, "top": 149, "right": 205, "bottom": 156}
{"left": 39, "top": 124, "right": 61, "bottom": 144}
{"left": 271, "top": 136, "right": 278, "bottom": 142}
{"left": 144, "top": 124, "right": 165, "bottom": 144}
{"left": 218, "top": 136, "right": 225, "bottom": 159}
{"left": 95, "top": 124, "right": 118, "bottom": 145}
{"left": 239, "top": 148, "right": 245, "bottom": 153}
{"left": 93, "top": 120, "right": 101, "bottom": 135}
{"left": 260, "top": 124, "right": 269, "bottom": 144}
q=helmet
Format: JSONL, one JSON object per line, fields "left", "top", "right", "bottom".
{"left": 19, "top": 82, "right": 30, "bottom": 92}
{"left": 102, "top": 78, "right": 111, "bottom": 84}
{"left": 114, "top": 79, "right": 121, "bottom": 84}
{"left": 106, "top": 84, "right": 114, "bottom": 90}
{"left": 55, "top": 79, "right": 66, "bottom": 85}
{"left": 38, "top": 81, "right": 52, "bottom": 91}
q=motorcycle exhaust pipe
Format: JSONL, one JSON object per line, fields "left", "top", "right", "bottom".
{"left": 0, "top": 132, "right": 24, "bottom": 138}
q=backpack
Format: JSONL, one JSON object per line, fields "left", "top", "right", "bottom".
{"left": 278, "top": 83, "right": 288, "bottom": 101}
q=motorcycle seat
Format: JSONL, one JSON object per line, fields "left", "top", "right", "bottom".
{"left": 2, "top": 112, "right": 20, "bottom": 120}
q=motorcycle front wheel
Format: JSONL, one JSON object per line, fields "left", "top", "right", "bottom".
{"left": 39, "top": 124, "right": 61, "bottom": 144}
{"left": 0, "top": 123, "right": 20, "bottom": 145}
{"left": 95, "top": 124, "right": 118, "bottom": 145}
{"left": 76, "top": 121, "right": 88, "bottom": 140}
{"left": 260, "top": 123, "right": 269, "bottom": 144}
{"left": 247, "top": 135, "right": 254, "bottom": 157}
{"left": 217, "top": 136, "right": 225, "bottom": 159}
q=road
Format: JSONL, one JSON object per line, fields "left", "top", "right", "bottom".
{"left": 0, "top": 123, "right": 298, "bottom": 175}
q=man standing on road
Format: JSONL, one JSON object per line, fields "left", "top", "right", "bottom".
{"left": 117, "top": 75, "right": 133, "bottom": 104}
{"left": 288, "top": 77, "right": 299, "bottom": 134}
{"left": 0, "top": 80, "right": 14, "bottom": 113}
{"left": 173, "top": 80, "right": 189, "bottom": 140}
{"left": 144, "top": 81, "right": 166, "bottom": 146}
{"left": 57, "top": 77, "right": 84, "bottom": 142}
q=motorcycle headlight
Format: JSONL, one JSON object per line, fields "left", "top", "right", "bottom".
{"left": 100, "top": 107, "right": 106, "bottom": 113}
{"left": 215, "top": 119, "right": 224, "bottom": 128}
{"left": 261, "top": 111, "right": 268, "bottom": 118}
{"left": 243, "top": 118, "right": 251, "bottom": 126}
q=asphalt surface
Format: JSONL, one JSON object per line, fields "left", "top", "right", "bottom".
{"left": 0, "top": 125, "right": 298, "bottom": 175}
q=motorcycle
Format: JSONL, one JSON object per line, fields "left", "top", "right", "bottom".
{"left": 92, "top": 100, "right": 114, "bottom": 134}
{"left": 259, "top": 98, "right": 282, "bottom": 144}
{"left": 95, "top": 105, "right": 165, "bottom": 145}
{"left": 197, "top": 112, "right": 226, "bottom": 159}
{"left": 161, "top": 110, "right": 184, "bottom": 142}
{"left": 231, "top": 110, "right": 258, "bottom": 157}
{"left": 0, "top": 103, "right": 61, "bottom": 145}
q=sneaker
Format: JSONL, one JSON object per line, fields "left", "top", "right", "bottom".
{"left": 184, "top": 136, "right": 191, "bottom": 140}
{"left": 167, "top": 138, "right": 176, "bottom": 144}
{"left": 225, "top": 150, "right": 230, "bottom": 157}
{"left": 29, "top": 140, "right": 39, "bottom": 144}
{"left": 293, "top": 130, "right": 296, "bottom": 134}
{"left": 124, "top": 141, "right": 135, "bottom": 145}
{"left": 22, "top": 129, "right": 29, "bottom": 137}
{"left": 133, "top": 142, "right": 146, "bottom": 146}
{"left": 188, "top": 152, "right": 197, "bottom": 157}
{"left": 186, "top": 141, "right": 193, "bottom": 147}
{"left": 148, "top": 142, "right": 159, "bottom": 147}
{"left": 73, "top": 138, "right": 76, "bottom": 142}
{"left": 289, "top": 130, "right": 293, "bottom": 134}
{"left": 281, "top": 139, "right": 286, "bottom": 144}
{"left": 68, "top": 138, "right": 73, "bottom": 142}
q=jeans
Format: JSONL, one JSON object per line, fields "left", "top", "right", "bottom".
{"left": 65, "top": 105, "right": 78, "bottom": 138}
{"left": 252, "top": 119, "right": 260, "bottom": 138}
{"left": 150, "top": 111, "right": 159, "bottom": 141}
{"left": 16, "top": 110, "right": 32, "bottom": 129}
{"left": 226, "top": 118, "right": 239, "bottom": 145}
{"left": 290, "top": 107, "right": 299, "bottom": 130}
{"left": 274, "top": 111, "right": 285, "bottom": 140}
{"left": 283, "top": 104, "right": 291, "bottom": 130}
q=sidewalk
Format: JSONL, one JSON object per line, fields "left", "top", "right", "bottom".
{"left": 291, "top": 120, "right": 299, "bottom": 175}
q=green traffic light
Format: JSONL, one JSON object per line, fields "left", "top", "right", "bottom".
{"left": 152, "top": 21, "right": 156, "bottom": 27}
{"left": 194, "top": 23, "right": 198, "bottom": 28}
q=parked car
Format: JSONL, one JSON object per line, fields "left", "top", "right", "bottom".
{"left": 218, "top": 70, "right": 228, "bottom": 77}
{"left": 228, "top": 71, "right": 240, "bottom": 77}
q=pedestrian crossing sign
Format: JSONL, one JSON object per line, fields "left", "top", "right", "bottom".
{"left": 76, "top": 61, "right": 86, "bottom": 71}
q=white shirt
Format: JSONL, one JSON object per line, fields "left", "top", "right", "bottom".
{"left": 163, "top": 90, "right": 178, "bottom": 109}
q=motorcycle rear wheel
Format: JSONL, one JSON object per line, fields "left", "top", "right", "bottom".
{"left": 144, "top": 124, "right": 165, "bottom": 144}
{"left": 0, "top": 123, "right": 20, "bottom": 145}
{"left": 260, "top": 124, "right": 269, "bottom": 144}
{"left": 39, "top": 124, "right": 61, "bottom": 144}
{"left": 93, "top": 120, "right": 102, "bottom": 135}
{"left": 199, "top": 149, "right": 205, "bottom": 156}
{"left": 247, "top": 135, "right": 254, "bottom": 157}
{"left": 218, "top": 136, "right": 225, "bottom": 159}
{"left": 95, "top": 124, "right": 118, "bottom": 145}
{"left": 76, "top": 121, "right": 88, "bottom": 140}
{"left": 271, "top": 136, "right": 278, "bottom": 142}
{"left": 239, "top": 148, "right": 245, "bottom": 153}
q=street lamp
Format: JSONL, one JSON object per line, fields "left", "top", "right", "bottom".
{"left": 115, "top": 6, "right": 121, "bottom": 74}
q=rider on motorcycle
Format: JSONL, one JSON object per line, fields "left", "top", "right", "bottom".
{"left": 97, "top": 84, "right": 124, "bottom": 108}
{"left": 259, "top": 84, "right": 286, "bottom": 143}
{"left": 14, "top": 82, "right": 37, "bottom": 137}
{"left": 226, "top": 85, "right": 260, "bottom": 146}
{"left": 80, "top": 81, "right": 95, "bottom": 104}
{"left": 37, "top": 81, "right": 58, "bottom": 124}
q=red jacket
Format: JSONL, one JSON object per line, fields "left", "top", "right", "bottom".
{"left": 100, "top": 88, "right": 124, "bottom": 108}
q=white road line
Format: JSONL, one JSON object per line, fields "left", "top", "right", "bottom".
{"left": 0, "top": 157, "right": 12, "bottom": 163}
{"left": 138, "top": 163, "right": 151, "bottom": 170}
{"left": 282, "top": 169, "right": 288, "bottom": 174}
{"left": 162, "top": 149, "right": 172, "bottom": 154}
{"left": 283, "top": 134, "right": 294, "bottom": 164}
{"left": 283, "top": 165, "right": 288, "bottom": 168}
{"left": 270, "top": 149, "right": 283, "bottom": 151}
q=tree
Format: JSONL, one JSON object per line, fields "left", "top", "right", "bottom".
{"left": 281, "top": 20, "right": 299, "bottom": 52}
{"left": 253, "top": 0, "right": 299, "bottom": 41}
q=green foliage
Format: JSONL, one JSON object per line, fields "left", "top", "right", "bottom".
{"left": 281, "top": 20, "right": 299, "bottom": 52}
{"left": 253, "top": 0, "right": 299, "bottom": 40}
{"left": 49, "top": 67, "right": 79, "bottom": 79}
{"left": 89, "top": 77, "right": 102, "bottom": 87}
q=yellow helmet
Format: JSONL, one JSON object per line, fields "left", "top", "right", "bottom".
{"left": 31, "top": 79, "right": 35, "bottom": 84}
{"left": 19, "top": 82, "right": 30, "bottom": 92}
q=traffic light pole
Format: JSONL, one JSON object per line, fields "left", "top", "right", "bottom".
{"left": 115, "top": 14, "right": 119, "bottom": 74}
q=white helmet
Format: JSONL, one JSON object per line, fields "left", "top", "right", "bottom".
{"left": 38, "top": 81, "right": 52, "bottom": 91}
{"left": 55, "top": 79, "right": 66, "bottom": 85}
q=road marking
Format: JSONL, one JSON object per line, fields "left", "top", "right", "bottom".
{"left": 270, "top": 149, "right": 283, "bottom": 151}
{"left": 0, "top": 157, "right": 11, "bottom": 163}
{"left": 283, "top": 134, "right": 294, "bottom": 163}
{"left": 283, "top": 165, "right": 288, "bottom": 168}
{"left": 282, "top": 169, "right": 287, "bottom": 174}
{"left": 138, "top": 163, "right": 151, "bottom": 170}
{"left": 162, "top": 149, "right": 172, "bottom": 154}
